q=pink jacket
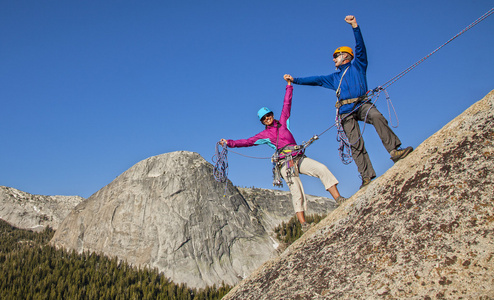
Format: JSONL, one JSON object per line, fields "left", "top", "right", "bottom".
{"left": 227, "top": 85, "right": 297, "bottom": 150}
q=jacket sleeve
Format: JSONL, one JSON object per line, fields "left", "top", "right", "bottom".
{"left": 293, "top": 74, "right": 336, "bottom": 91}
{"left": 279, "top": 85, "right": 293, "bottom": 125}
{"left": 352, "top": 26, "right": 367, "bottom": 73}
{"left": 227, "top": 130, "right": 270, "bottom": 148}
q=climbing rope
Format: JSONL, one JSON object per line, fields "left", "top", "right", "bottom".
{"left": 379, "top": 7, "right": 494, "bottom": 91}
{"left": 212, "top": 142, "right": 229, "bottom": 196}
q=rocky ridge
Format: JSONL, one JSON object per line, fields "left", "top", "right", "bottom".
{"left": 49, "top": 151, "right": 334, "bottom": 288}
{"left": 237, "top": 187, "right": 336, "bottom": 233}
{"left": 223, "top": 90, "right": 494, "bottom": 299}
{"left": 0, "top": 186, "right": 83, "bottom": 231}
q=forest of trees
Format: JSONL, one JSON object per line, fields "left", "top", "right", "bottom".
{"left": 0, "top": 212, "right": 326, "bottom": 299}
{"left": 274, "top": 213, "right": 326, "bottom": 245}
{"left": 0, "top": 219, "right": 231, "bottom": 300}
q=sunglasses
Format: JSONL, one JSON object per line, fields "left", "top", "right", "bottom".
{"left": 261, "top": 113, "right": 273, "bottom": 123}
{"left": 333, "top": 52, "right": 345, "bottom": 59}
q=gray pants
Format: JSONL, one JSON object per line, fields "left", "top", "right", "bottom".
{"left": 280, "top": 156, "right": 339, "bottom": 213}
{"left": 341, "top": 102, "right": 401, "bottom": 179}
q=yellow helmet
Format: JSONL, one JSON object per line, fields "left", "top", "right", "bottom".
{"left": 333, "top": 46, "right": 354, "bottom": 59}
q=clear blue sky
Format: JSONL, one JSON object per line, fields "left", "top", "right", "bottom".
{"left": 1, "top": 1, "right": 493, "bottom": 200}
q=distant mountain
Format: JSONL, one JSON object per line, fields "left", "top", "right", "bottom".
{"left": 237, "top": 187, "right": 336, "bottom": 234}
{"left": 223, "top": 90, "right": 494, "bottom": 299}
{"left": 0, "top": 186, "right": 83, "bottom": 231}
{"left": 50, "top": 151, "right": 334, "bottom": 288}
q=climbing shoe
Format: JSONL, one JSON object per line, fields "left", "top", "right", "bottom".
{"left": 301, "top": 222, "right": 313, "bottom": 233}
{"left": 335, "top": 196, "right": 347, "bottom": 206}
{"left": 390, "top": 146, "right": 413, "bottom": 163}
{"left": 359, "top": 177, "right": 372, "bottom": 189}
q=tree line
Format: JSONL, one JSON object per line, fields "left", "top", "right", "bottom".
{"left": 0, "top": 212, "right": 326, "bottom": 299}
{"left": 0, "top": 219, "right": 231, "bottom": 300}
{"left": 274, "top": 213, "right": 326, "bottom": 245}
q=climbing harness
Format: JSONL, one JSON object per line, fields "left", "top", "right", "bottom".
{"left": 271, "top": 145, "right": 305, "bottom": 187}
{"left": 212, "top": 7, "right": 494, "bottom": 187}
{"left": 212, "top": 142, "right": 229, "bottom": 196}
{"left": 335, "top": 95, "right": 367, "bottom": 109}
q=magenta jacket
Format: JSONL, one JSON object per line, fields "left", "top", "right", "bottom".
{"left": 227, "top": 85, "right": 297, "bottom": 150}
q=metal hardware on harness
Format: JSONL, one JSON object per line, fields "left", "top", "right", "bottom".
{"left": 284, "top": 155, "right": 296, "bottom": 185}
{"left": 302, "top": 135, "right": 319, "bottom": 148}
{"left": 271, "top": 145, "right": 305, "bottom": 187}
{"left": 272, "top": 162, "right": 283, "bottom": 187}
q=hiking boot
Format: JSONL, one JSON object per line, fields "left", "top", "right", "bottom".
{"left": 359, "top": 177, "right": 372, "bottom": 189}
{"left": 301, "top": 222, "right": 313, "bottom": 233}
{"left": 390, "top": 146, "right": 413, "bottom": 163}
{"left": 335, "top": 196, "right": 347, "bottom": 206}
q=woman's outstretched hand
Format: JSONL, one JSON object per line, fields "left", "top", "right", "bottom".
{"left": 284, "top": 74, "right": 293, "bottom": 85}
{"left": 219, "top": 139, "right": 228, "bottom": 147}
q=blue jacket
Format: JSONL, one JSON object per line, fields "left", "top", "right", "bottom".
{"left": 293, "top": 26, "right": 368, "bottom": 114}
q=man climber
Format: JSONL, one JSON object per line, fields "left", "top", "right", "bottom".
{"left": 284, "top": 15, "right": 412, "bottom": 189}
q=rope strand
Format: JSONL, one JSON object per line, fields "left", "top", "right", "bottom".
{"left": 380, "top": 7, "right": 494, "bottom": 90}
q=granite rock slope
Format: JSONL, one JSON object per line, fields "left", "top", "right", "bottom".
{"left": 223, "top": 90, "right": 494, "bottom": 299}
{"left": 0, "top": 186, "right": 83, "bottom": 231}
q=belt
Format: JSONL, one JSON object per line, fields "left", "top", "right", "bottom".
{"left": 335, "top": 95, "right": 368, "bottom": 109}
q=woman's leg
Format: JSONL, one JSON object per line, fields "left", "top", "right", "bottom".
{"left": 280, "top": 162, "right": 307, "bottom": 222}
{"left": 298, "top": 157, "right": 339, "bottom": 197}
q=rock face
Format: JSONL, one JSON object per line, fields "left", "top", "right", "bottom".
{"left": 223, "top": 91, "right": 494, "bottom": 299}
{"left": 0, "top": 186, "right": 84, "bottom": 231}
{"left": 50, "top": 151, "right": 334, "bottom": 288}
{"left": 238, "top": 187, "right": 336, "bottom": 233}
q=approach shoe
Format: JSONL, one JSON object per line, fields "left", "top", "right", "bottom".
{"left": 335, "top": 196, "right": 347, "bottom": 206}
{"left": 359, "top": 177, "right": 372, "bottom": 189}
{"left": 301, "top": 222, "right": 313, "bottom": 233}
{"left": 390, "top": 146, "right": 413, "bottom": 163}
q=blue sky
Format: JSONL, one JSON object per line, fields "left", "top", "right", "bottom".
{"left": 1, "top": 1, "right": 493, "bottom": 200}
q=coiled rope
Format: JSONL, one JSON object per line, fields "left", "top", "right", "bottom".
{"left": 212, "top": 142, "right": 229, "bottom": 196}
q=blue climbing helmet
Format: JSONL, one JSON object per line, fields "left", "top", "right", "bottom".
{"left": 257, "top": 107, "right": 272, "bottom": 122}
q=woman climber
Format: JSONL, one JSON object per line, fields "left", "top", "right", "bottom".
{"left": 219, "top": 78, "right": 346, "bottom": 231}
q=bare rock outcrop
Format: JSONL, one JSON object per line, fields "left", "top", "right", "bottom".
{"left": 50, "top": 151, "right": 334, "bottom": 288}
{"left": 238, "top": 187, "right": 336, "bottom": 233}
{"left": 224, "top": 90, "right": 494, "bottom": 299}
{"left": 0, "top": 186, "right": 84, "bottom": 231}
